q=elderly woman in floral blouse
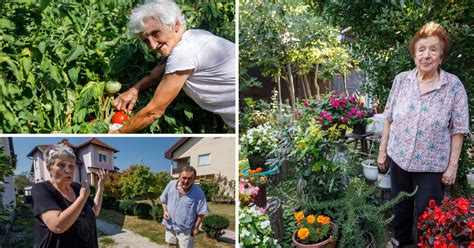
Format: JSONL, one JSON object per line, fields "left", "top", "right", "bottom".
{"left": 377, "top": 22, "right": 469, "bottom": 247}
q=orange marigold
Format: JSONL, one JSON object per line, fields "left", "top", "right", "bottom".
{"left": 317, "top": 215, "right": 325, "bottom": 223}
{"left": 320, "top": 216, "right": 330, "bottom": 225}
{"left": 294, "top": 211, "right": 305, "bottom": 222}
{"left": 306, "top": 215, "right": 316, "bottom": 224}
{"left": 297, "top": 228, "right": 310, "bottom": 240}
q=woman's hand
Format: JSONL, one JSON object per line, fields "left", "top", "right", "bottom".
{"left": 442, "top": 165, "right": 457, "bottom": 185}
{"left": 97, "top": 169, "right": 108, "bottom": 190}
{"left": 377, "top": 149, "right": 388, "bottom": 173}
{"left": 112, "top": 87, "right": 139, "bottom": 112}
{"left": 80, "top": 179, "right": 91, "bottom": 199}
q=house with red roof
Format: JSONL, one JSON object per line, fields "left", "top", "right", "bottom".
{"left": 28, "top": 138, "right": 118, "bottom": 186}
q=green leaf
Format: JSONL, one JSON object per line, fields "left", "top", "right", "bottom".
{"left": 164, "top": 115, "right": 177, "bottom": 126}
{"left": 67, "top": 67, "right": 80, "bottom": 84}
{"left": 49, "top": 64, "right": 61, "bottom": 82}
{"left": 22, "top": 57, "right": 32, "bottom": 75}
{"left": 66, "top": 44, "right": 85, "bottom": 63}
{"left": 38, "top": 41, "right": 47, "bottom": 54}
{"left": 0, "top": 19, "right": 15, "bottom": 30}
{"left": 40, "top": 0, "right": 51, "bottom": 12}
{"left": 183, "top": 110, "right": 193, "bottom": 120}
{"left": 18, "top": 111, "right": 39, "bottom": 122}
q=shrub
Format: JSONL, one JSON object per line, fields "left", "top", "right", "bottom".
{"left": 112, "top": 200, "right": 121, "bottom": 212}
{"left": 119, "top": 199, "right": 137, "bottom": 215}
{"left": 102, "top": 196, "right": 116, "bottom": 210}
{"left": 133, "top": 203, "right": 152, "bottom": 219}
{"left": 200, "top": 181, "right": 219, "bottom": 202}
{"left": 201, "top": 214, "right": 230, "bottom": 239}
{"left": 151, "top": 205, "right": 164, "bottom": 222}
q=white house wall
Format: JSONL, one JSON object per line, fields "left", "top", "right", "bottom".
{"left": 0, "top": 137, "right": 16, "bottom": 212}
{"left": 91, "top": 145, "right": 114, "bottom": 171}
{"left": 172, "top": 138, "right": 235, "bottom": 180}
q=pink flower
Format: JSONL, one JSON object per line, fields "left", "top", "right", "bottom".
{"left": 304, "top": 102, "right": 309, "bottom": 107}
{"left": 350, "top": 108, "right": 357, "bottom": 113}
{"left": 348, "top": 112, "right": 353, "bottom": 118}
{"left": 360, "top": 102, "right": 365, "bottom": 106}
{"left": 342, "top": 98, "right": 347, "bottom": 104}
{"left": 320, "top": 110, "right": 327, "bottom": 116}
{"left": 371, "top": 108, "right": 377, "bottom": 116}
{"left": 341, "top": 117, "right": 348, "bottom": 123}
{"left": 311, "top": 107, "right": 316, "bottom": 111}
{"left": 319, "top": 117, "right": 323, "bottom": 123}
{"left": 326, "top": 115, "right": 333, "bottom": 121}
{"left": 258, "top": 207, "right": 266, "bottom": 215}
{"left": 296, "top": 111, "right": 301, "bottom": 117}
{"left": 317, "top": 100, "right": 322, "bottom": 104}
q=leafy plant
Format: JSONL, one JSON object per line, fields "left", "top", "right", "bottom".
{"left": 239, "top": 205, "right": 280, "bottom": 248}
{"left": 199, "top": 181, "right": 219, "bottom": 202}
{"left": 240, "top": 124, "right": 278, "bottom": 158}
{"left": 101, "top": 196, "right": 117, "bottom": 210}
{"left": 119, "top": 199, "right": 137, "bottom": 215}
{"left": 300, "top": 178, "right": 416, "bottom": 247}
{"left": 151, "top": 205, "right": 164, "bottom": 222}
{"left": 293, "top": 211, "right": 332, "bottom": 245}
{"left": 417, "top": 197, "right": 473, "bottom": 247}
{"left": 133, "top": 202, "right": 152, "bottom": 219}
{"left": 201, "top": 214, "right": 230, "bottom": 239}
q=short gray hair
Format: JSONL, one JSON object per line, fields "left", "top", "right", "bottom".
{"left": 128, "top": 0, "right": 186, "bottom": 35}
{"left": 45, "top": 144, "right": 76, "bottom": 167}
{"left": 179, "top": 165, "right": 196, "bottom": 178}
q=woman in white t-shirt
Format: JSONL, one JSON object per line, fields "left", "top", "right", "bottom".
{"left": 111, "top": 0, "right": 235, "bottom": 133}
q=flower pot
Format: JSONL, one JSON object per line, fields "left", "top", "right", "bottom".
{"left": 292, "top": 222, "right": 335, "bottom": 248}
{"left": 377, "top": 171, "right": 391, "bottom": 189}
{"left": 467, "top": 172, "right": 474, "bottom": 188}
{"left": 248, "top": 155, "right": 268, "bottom": 171}
{"left": 362, "top": 159, "right": 378, "bottom": 181}
{"left": 353, "top": 123, "right": 367, "bottom": 135}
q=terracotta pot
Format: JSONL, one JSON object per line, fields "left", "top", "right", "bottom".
{"left": 292, "top": 222, "right": 335, "bottom": 248}
{"left": 248, "top": 155, "right": 268, "bottom": 171}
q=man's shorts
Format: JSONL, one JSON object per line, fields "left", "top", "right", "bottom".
{"left": 165, "top": 228, "right": 194, "bottom": 248}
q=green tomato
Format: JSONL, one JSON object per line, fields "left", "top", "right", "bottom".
{"left": 105, "top": 81, "right": 121, "bottom": 94}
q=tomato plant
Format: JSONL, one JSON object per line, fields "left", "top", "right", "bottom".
{"left": 0, "top": 0, "right": 234, "bottom": 133}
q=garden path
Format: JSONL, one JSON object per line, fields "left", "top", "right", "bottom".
{"left": 97, "top": 219, "right": 165, "bottom": 248}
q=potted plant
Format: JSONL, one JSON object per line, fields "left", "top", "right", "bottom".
{"left": 298, "top": 94, "right": 375, "bottom": 135}
{"left": 239, "top": 177, "right": 260, "bottom": 206}
{"left": 240, "top": 167, "right": 268, "bottom": 208}
{"left": 240, "top": 124, "right": 278, "bottom": 170}
{"left": 292, "top": 211, "right": 335, "bottom": 247}
{"left": 239, "top": 205, "right": 280, "bottom": 247}
{"left": 362, "top": 137, "right": 380, "bottom": 182}
{"left": 417, "top": 197, "right": 473, "bottom": 247}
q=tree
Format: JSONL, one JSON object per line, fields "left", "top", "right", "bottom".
{"left": 14, "top": 172, "right": 34, "bottom": 195}
{"left": 120, "top": 165, "right": 171, "bottom": 206}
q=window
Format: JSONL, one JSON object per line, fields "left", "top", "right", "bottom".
{"left": 197, "top": 153, "right": 211, "bottom": 166}
{"left": 99, "top": 152, "right": 107, "bottom": 163}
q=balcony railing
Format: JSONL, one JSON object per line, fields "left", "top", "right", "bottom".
{"left": 171, "top": 168, "right": 180, "bottom": 174}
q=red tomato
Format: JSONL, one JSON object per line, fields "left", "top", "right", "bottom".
{"left": 111, "top": 111, "right": 128, "bottom": 124}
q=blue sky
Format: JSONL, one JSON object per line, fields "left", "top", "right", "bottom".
{"left": 12, "top": 137, "right": 181, "bottom": 175}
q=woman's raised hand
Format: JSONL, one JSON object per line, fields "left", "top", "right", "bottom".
{"left": 97, "top": 169, "right": 108, "bottom": 190}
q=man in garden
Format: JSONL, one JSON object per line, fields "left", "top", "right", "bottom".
{"left": 160, "top": 166, "right": 208, "bottom": 248}
{"left": 110, "top": 0, "right": 235, "bottom": 133}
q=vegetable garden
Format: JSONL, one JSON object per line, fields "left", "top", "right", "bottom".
{"left": 0, "top": 0, "right": 234, "bottom": 133}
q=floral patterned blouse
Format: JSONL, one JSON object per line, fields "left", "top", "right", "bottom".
{"left": 383, "top": 68, "right": 469, "bottom": 172}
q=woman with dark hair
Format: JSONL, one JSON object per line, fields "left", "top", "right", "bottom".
{"left": 32, "top": 144, "right": 108, "bottom": 248}
{"left": 377, "top": 22, "right": 469, "bottom": 247}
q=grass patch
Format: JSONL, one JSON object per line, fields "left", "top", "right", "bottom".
{"left": 1, "top": 199, "right": 35, "bottom": 248}
{"left": 98, "top": 203, "right": 235, "bottom": 248}
{"left": 208, "top": 202, "right": 235, "bottom": 231}
{"left": 99, "top": 236, "right": 116, "bottom": 246}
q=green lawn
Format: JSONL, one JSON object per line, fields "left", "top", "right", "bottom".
{"left": 98, "top": 202, "right": 235, "bottom": 248}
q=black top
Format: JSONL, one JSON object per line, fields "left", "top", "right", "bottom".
{"left": 32, "top": 181, "right": 98, "bottom": 248}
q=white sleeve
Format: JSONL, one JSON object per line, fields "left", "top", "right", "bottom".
{"left": 165, "top": 44, "right": 197, "bottom": 74}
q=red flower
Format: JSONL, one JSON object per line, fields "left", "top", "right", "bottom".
{"left": 429, "top": 199, "right": 437, "bottom": 207}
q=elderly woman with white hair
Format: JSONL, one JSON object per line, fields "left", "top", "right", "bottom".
{"left": 32, "top": 144, "right": 107, "bottom": 248}
{"left": 110, "top": 0, "right": 236, "bottom": 133}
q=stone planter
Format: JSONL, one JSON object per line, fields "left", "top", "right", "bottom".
{"left": 292, "top": 222, "right": 335, "bottom": 248}
{"left": 362, "top": 159, "right": 378, "bottom": 181}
